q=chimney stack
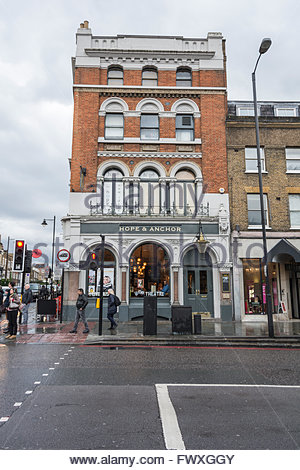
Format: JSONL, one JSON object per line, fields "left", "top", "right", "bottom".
{"left": 84, "top": 20, "right": 89, "bottom": 29}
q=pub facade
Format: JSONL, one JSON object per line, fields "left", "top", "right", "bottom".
{"left": 62, "top": 22, "right": 233, "bottom": 321}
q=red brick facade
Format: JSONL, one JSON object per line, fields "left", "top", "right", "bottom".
{"left": 70, "top": 35, "right": 228, "bottom": 194}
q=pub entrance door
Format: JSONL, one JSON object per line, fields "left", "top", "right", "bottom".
{"left": 183, "top": 248, "right": 214, "bottom": 316}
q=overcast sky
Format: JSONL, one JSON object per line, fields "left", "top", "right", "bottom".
{"left": 0, "top": 0, "right": 299, "bottom": 261}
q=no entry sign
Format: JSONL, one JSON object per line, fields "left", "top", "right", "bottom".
{"left": 57, "top": 249, "right": 71, "bottom": 263}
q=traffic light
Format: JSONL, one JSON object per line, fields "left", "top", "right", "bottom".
{"left": 24, "top": 250, "right": 32, "bottom": 273}
{"left": 13, "top": 240, "right": 25, "bottom": 272}
{"left": 89, "top": 252, "right": 98, "bottom": 270}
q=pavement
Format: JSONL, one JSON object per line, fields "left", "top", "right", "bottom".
{"left": 1, "top": 303, "right": 300, "bottom": 347}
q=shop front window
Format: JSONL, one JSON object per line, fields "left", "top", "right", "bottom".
{"left": 129, "top": 243, "right": 170, "bottom": 297}
{"left": 87, "top": 249, "right": 116, "bottom": 297}
{"left": 243, "top": 259, "right": 279, "bottom": 314}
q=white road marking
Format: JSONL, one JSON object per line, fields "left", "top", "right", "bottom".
{"left": 34, "top": 381, "right": 41, "bottom": 385}
{"left": 155, "top": 384, "right": 185, "bottom": 450}
{"left": 14, "top": 403, "right": 22, "bottom": 407}
{"left": 0, "top": 417, "right": 9, "bottom": 422}
{"left": 64, "top": 353, "right": 68, "bottom": 356}
{"left": 155, "top": 382, "right": 300, "bottom": 450}
{"left": 42, "top": 374, "right": 48, "bottom": 377}
{"left": 49, "top": 368, "right": 55, "bottom": 370}
{"left": 25, "top": 391, "right": 33, "bottom": 395}
{"left": 54, "top": 362, "right": 59, "bottom": 365}
{"left": 161, "top": 383, "right": 300, "bottom": 389}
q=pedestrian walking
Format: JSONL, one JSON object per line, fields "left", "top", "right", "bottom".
{"left": 0, "top": 287, "right": 4, "bottom": 317}
{"left": 107, "top": 288, "right": 120, "bottom": 330}
{"left": 6, "top": 287, "right": 20, "bottom": 340}
{"left": 39, "top": 285, "right": 48, "bottom": 300}
{"left": 69, "top": 288, "right": 89, "bottom": 334}
{"left": 20, "top": 284, "right": 33, "bottom": 324}
{"left": 2, "top": 282, "right": 15, "bottom": 334}
{"left": 0, "top": 286, "right": 3, "bottom": 306}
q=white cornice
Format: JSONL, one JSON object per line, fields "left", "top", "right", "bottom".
{"left": 73, "top": 84, "right": 226, "bottom": 92}
{"left": 98, "top": 137, "right": 202, "bottom": 144}
{"left": 97, "top": 152, "right": 202, "bottom": 159}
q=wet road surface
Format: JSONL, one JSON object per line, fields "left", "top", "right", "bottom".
{"left": 0, "top": 343, "right": 299, "bottom": 449}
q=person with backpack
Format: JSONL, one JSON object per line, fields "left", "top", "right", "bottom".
{"left": 107, "top": 288, "right": 120, "bottom": 330}
{"left": 69, "top": 288, "right": 89, "bottom": 334}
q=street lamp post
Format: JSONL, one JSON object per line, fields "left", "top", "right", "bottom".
{"left": 41, "top": 216, "right": 56, "bottom": 298}
{"left": 98, "top": 235, "right": 105, "bottom": 336}
{"left": 252, "top": 38, "right": 274, "bottom": 338}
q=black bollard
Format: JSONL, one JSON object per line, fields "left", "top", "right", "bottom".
{"left": 143, "top": 296, "right": 157, "bottom": 335}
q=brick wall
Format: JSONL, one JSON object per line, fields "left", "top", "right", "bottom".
{"left": 71, "top": 66, "right": 228, "bottom": 194}
{"left": 227, "top": 121, "right": 300, "bottom": 231}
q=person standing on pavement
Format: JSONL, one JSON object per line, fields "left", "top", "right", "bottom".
{"left": 107, "top": 288, "right": 118, "bottom": 330}
{"left": 69, "top": 288, "right": 89, "bottom": 334}
{"left": 6, "top": 287, "right": 20, "bottom": 340}
{"left": 2, "top": 281, "right": 15, "bottom": 334}
{"left": 0, "top": 286, "right": 3, "bottom": 306}
{"left": 20, "top": 284, "right": 33, "bottom": 325}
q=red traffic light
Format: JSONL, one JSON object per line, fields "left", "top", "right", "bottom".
{"left": 91, "top": 253, "right": 96, "bottom": 260}
{"left": 16, "top": 240, "right": 24, "bottom": 248}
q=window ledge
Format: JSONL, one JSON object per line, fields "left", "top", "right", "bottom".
{"left": 286, "top": 170, "right": 300, "bottom": 174}
{"left": 290, "top": 226, "right": 300, "bottom": 230}
{"left": 245, "top": 171, "right": 268, "bottom": 174}
{"left": 247, "top": 226, "right": 271, "bottom": 230}
{"left": 99, "top": 137, "right": 201, "bottom": 144}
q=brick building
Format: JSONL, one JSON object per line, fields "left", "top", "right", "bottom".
{"left": 62, "top": 21, "right": 232, "bottom": 321}
{"left": 227, "top": 101, "right": 300, "bottom": 321}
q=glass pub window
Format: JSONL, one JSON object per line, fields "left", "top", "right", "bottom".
{"left": 142, "top": 68, "right": 158, "bottom": 86}
{"left": 176, "top": 114, "right": 194, "bottom": 141}
{"left": 176, "top": 68, "right": 192, "bottom": 87}
{"left": 107, "top": 67, "right": 123, "bottom": 85}
{"left": 140, "top": 114, "right": 159, "bottom": 140}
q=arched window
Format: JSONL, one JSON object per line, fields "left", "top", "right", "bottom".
{"left": 87, "top": 248, "right": 116, "bottom": 297}
{"left": 130, "top": 243, "right": 170, "bottom": 298}
{"left": 107, "top": 66, "right": 123, "bottom": 85}
{"left": 142, "top": 67, "right": 158, "bottom": 86}
{"left": 139, "top": 169, "right": 160, "bottom": 215}
{"left": 176, "top": 67, "right": 192, "bottom": 87}
{"left": 103, "top": 168, "right": 124, "bottom": 214}
{"left": 174, "top": 169, "right": 196, "bottom": 215}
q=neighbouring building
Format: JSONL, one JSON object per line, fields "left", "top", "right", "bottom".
{"left": 62, "top": 21, "right": 233, "bottom": 321}
{"left": 227, "top": 101, "right": 300, "bottom": 321}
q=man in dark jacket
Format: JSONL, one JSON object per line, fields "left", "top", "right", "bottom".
{"left": 20, "top": 284, "right": 33, "bottom": 324}
{"left": 69, "top": 288, "right": 89, "bottom": 334}
{"left": 107, "top": 288, "right": 118, "bottom": 330}
{"left": 0, "top": 287, "right": 3, "bottom": 306}
{"left": 2, "top": 282, "right": 15, "bottom": 333}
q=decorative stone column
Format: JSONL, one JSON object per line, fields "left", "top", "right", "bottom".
{"left": 172, "top": 265, "right": 180, "bottom": 305}
{"left": 121, "top": 266, "right": 127, "bottom": 302}
{"left": 168, "top": 178, "right": 177, "bottom": 215}
{"left": 159, "top": 178, "right": 167, "bottom": 214}
{"left": 123, "top": 177, "right": 131, "bottom": 214}
{"left": 95, "top": 176, "right": 104, "bottom": 214}
{"left": 195, "top": 177, "right": 203, "bottom": 216}
{"left": 132, "top": 177, "right": 140, "bottom": 215}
